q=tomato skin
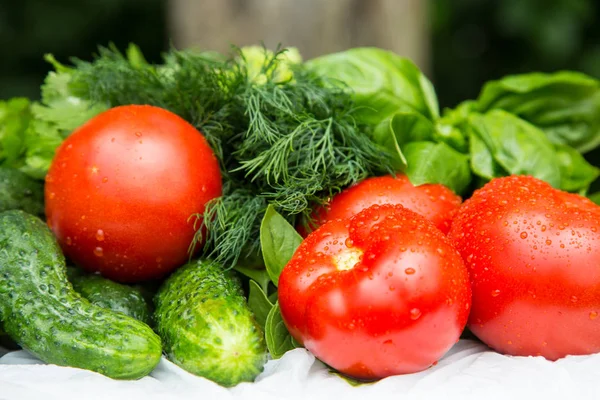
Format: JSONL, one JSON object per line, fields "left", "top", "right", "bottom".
{"left": 302, "top": 175, "right": 461, "bottom": 236}
{"left": 449, "top": 175, "right": 600, "bottom": 360}
{"left": 45, "top": 105, "right": 222, "bottom": 282}
{"left": 279, "top": 204, "right": 471, "bottom": 379}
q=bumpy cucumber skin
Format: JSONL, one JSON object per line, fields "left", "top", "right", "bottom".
{"left": 68, "top": 268, "right": 153, "bottom": 325}
{"left": 0, "top": 210, "right": 162, "bottom": 379}
{"left": 0, "top": 167, "right": 44, "bottom": 216}
{"left": 155, "top": 260, "right": 267, "bottom": 387}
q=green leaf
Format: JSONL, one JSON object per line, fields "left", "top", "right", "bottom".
{"left": 475, "top": 71, "right": 600, "bottom": 153}
{"left": 468, "top": 130, "right": 507, "bottom": 181}
{"left": 466, "top": 110, "right": 562, "bottom": 188}
{"left": 403, "top": 141, "right": 472, "bottom": 194}
{"left": 31, "top": 100, "right": 107, "bottom": 138}
{"left": 554, "top": 144, "right": 600, "bottom": 193}
{"left": 589, "top": 192, "right": 600, "bottom": 205}
{"left": 234, "top": 266, "right": 271, "bottom": 294}
{"left": 307, "top": 47, "right": 439, "bottom": 125}
{"left": 19, "top": 120, "right": 64, "bottom": 179}
{"left": 0, "top": 98, "right": 31, "bottom": 169}
{"left": 247, "top": 280, "right": 273, "bottom": 330}
{"left": 265, "top": 302, "right": 295, "bottom": 359}
{"left": 260, "top": 205, "right": 303, "bottom": 286}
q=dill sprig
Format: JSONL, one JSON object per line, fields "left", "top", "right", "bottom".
{"left": 65, "top": 45, "right": 394, "bottom": 267}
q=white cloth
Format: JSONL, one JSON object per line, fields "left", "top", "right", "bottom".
{"left": 1, "top": 340, "right": 599, "bottom": 400}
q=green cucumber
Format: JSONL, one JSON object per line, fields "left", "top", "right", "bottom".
{"left": 0, "top": 167, "right": 44, "bottom": 216}
{"left": 67, "top": 267, "right": 153, "bottom": 325}
{"left": 154, "top": 260, "right": 267, "bottom": 387}
{"left": 0, "top": 210, "right": 162, "bottom": 379}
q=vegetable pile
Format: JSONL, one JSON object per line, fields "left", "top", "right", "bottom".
{"left": 0, "top": 43, "right": 600, "bottom": 386}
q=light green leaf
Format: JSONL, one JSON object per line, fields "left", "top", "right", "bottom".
{"left": 475, "top": 71, "right": 600, "bottom": 153}
{"left": 260, "top": 205, "right": 303, "bottom": 286}
{"left": 466, "top": 110, "right": 562, "bottom": 188}
{"left": 554, "top": 144, "right": 600, "bottom": 193}
{"left": 403, "top": 141, "right": 472, "bottom": 195}
{"left": 265, "top": 302, "right": 295, "bottom": 359}
{"left": 234, "top": 266, "right": 271, "bottom": 294}
{"left": 247, "top": 280, "right": 273, "bottom": 330}
{"left": 307, "top": 47, "right": 439, "bottom": 124}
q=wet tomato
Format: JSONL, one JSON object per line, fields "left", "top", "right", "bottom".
{"left": 449, "top": 175, "right": 600, "bottom": 360}
{"left": 45, "top": 105, "right": 222, "bottom": 282}
{"left": 301, "top": 175, "right": 461, "bottom": 236}
{"left": 279, "top": 204, "right": 471, "bottom": 380}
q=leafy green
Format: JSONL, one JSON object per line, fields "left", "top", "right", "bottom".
{"left": 0, "top": 98, "right": 31, "bottom": 169}
{"left": 247, "top": 280, "right": 273, "bottom": 330}
{"left": 554, "top": 144, "right": 600, "bottom": 193}
{"left": 589, "top": 192, "right": 600, "bottom": 205}
{"left": 466, "top": 110, "right": 562, "bottom": 188}
{"left": 260, "top": 205, "right": 303, "bottom": 286}
{"left": 475, "top": 71, "right": 600, "bottom": 153}
{"left": 234, "top": 265, "right": 271, "bottom": 294}
{"left": 403, "top": 141, "right": 472, "bottom": 194}
{"left": 265, "top": 302, "right": 295, "bottom": 359}
{"left": 307, "top": 47, "right": 439, "bottom": 124}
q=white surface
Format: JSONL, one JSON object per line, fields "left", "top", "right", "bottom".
{"left": 1, "top": 340, "right": 599, "bottom": 400}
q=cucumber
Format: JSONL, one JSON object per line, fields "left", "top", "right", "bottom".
{"left": 0, "top": 167, "right": 44, "bottom": 216}
{"left": 154, "top": 260, "right": 267, "bottom": 387}
{"left": 0, "top": 210, "right": 162, "bottom": 379}
{"left": 67, "top": 267, "right": 153, "bottom": 325}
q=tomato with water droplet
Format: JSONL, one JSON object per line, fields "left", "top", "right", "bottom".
{"left": 449, "top": 175, "right": 600, "bottom": 360}
{"left": 45, "top": 105, "right": 222, "bottom": 282}
{"left": 299, "top": 175, "right": 461, "bottom": 236}
{"left": 279, "top": 204, "right": 471, "bottom": 380}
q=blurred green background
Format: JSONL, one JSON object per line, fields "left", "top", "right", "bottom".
{"left": 2, "top": 0, "right": 599, "bottom": 109}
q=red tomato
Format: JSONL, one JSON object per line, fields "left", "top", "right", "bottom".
{"left": 301, "top": 175, "right": 461, "bottom": 236}
{"left": 279, "top": 204, "right": 471, "bottom": 379}
{"left": 449, "top": 175, "right": 600, "bottom": 360}
{"left": 45, "top": 105, "right": 222, "bottom": 282}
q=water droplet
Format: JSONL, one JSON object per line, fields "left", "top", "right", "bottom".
{"left": 590, "top": 311, "right": 598, "bottom": 320}
{"left": 507, "top": 340, "right": 513, "bottom": 345}
{"left": 201, "top": 185, "right": 207, "bottom": 193}
{"left": 491, "top": 289, "right": 501, "bottom": 297}
{"left": 570, "top": 296, "right": 578, "bottom": 303}
{"left": 96, "top": 230, "right": 105, "bottom": 242}
{"left": 545, "top": 239, "right": 552, "bottom": 246}
{"left": 135, "top": 132, "right": 142, "bottom": 138}
{"left": 94, "top": 247, "right": 104, "bottom": 257}
{"left": 410, "top": 308, "right": 422, "bottom": 320}
{"left": 520, "top": 232, "right": 528, "bottom": 239}
{"left": 81, "top": 215, "right": 86, "bottom": 220}
{"left": 345, "top": 238, "right": 354, "bottom": 248}
{"left": 404, "top": 267, "right": 416, "bottom": 275}
{"left": 111, "top": 137, "right": 116, "bottom": 142}
{"left": 66, "top": 237, "right": 72, "bottom": 246}
{"left": 102, "top": 177, "right": 108, "bottom": 183}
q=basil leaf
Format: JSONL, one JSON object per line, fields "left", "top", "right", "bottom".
{"left": 466, "top": 110, "right": 562, "bottom": 188}
{"left": 260, "top": 205, "right": 303, "bottom": 286}
{"left": 307, "top": 47, "right": 439, "bottom": 125}
{"left": 475, "top": 71, "right": 600, "bottom": 154}
{"left": 247, "top": 280, "right": 273, "bottom": 330}
{"left": 554, "top": 144, "right": 600, "bottom": 193}
{"left": 265, "top": 302, "right": 295, "bottom": 359}
{"left": 403, "top": 141, "right": 472, "bottom": 195}
{"left": 468, "top": 129, "right": 507, "bottom": 181}
{"left": 234, "top": 266, "right": 271, "bottom": 294}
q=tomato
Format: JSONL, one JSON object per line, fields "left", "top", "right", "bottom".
{"left": 45, "top": 105, "right": 222, "bottom": 282}
{"left": 301, "top": 175, "right": 461, "bottom": 236}
{"left": 279, "top": 204, "right": 471, "bottom": 379}
{"left": 449, "top": 175, "right": 600, "bottom": 360}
